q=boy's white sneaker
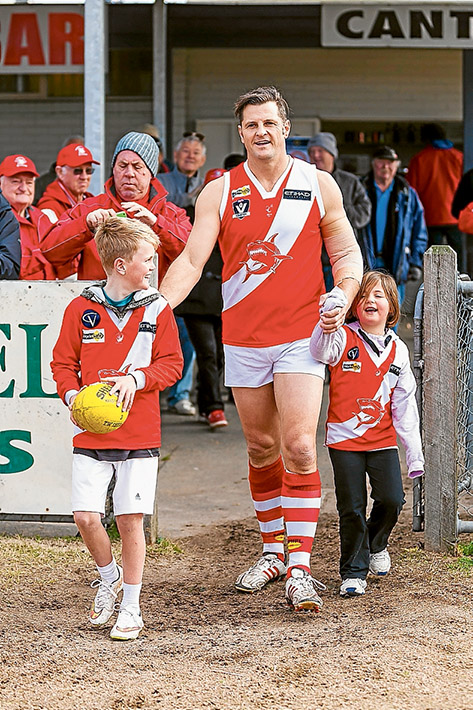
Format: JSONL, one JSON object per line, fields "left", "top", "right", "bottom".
{"left": 369, "top": 549, "right": 391, "bottom": 576}
{"left": 89, "top": 565, "right": 123, "bottom": 626}
{"left": 110, "top": 606, "right": 144, "bottom": 641}
{"left": 340, "top": 578, "right": 367, "bottom": 597}
{"left": 235, "top": 553, "right": 286, "bottom": 593}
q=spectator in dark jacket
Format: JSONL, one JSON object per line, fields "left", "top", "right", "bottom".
{"left": 0, "top": 188, "right": 21, "bottom": 279}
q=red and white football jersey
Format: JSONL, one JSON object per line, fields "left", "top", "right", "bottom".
{"left": 218, "top": 158, "right": 325, "bottom": 347}
{"left": 327, "top": 325, "right": 400, "bottom": 451}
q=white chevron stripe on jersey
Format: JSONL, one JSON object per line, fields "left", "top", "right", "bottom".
{"left": 326, "top": 369, "right": 400, "bottom": 445}
{"left": 222, "top": 159, "right": 322, "bottom": 312}
{"left": 119, "top": 298, "right": 167, "bottom": 372}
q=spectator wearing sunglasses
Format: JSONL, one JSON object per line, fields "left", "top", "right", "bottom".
{"left": 157, "top": 132, "right": 207, "bottom": 221}
{"left": 38, "top": 144, "right": 99, "bottom": 224}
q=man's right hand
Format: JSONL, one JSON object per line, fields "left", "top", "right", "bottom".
{"left": 86, "top": 208, "right": 116, "bottom": 231}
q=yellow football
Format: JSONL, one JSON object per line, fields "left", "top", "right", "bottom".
{"left": 72, "top": 382, "right": 128, "bottom": 434}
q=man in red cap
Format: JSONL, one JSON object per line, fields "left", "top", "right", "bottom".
{"left": 0, "top": 154, "right": 55, "bottom": 280}
{"left": 37, "top": 144, "right": 99, "bottom": 223}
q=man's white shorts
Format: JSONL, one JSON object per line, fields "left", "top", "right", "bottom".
{"left": 71, "top": 454, "right": 158, "bottom": 516}
{"left": 224, "top": 338, "right": 325, "bottom": 388}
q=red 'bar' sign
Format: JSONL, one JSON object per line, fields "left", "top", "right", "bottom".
{"left": 0, "top": 7, "right": 84, "bottom": 74}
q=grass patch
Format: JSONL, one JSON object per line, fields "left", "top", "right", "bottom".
{"left": 448, "top": 540, "right": 473, "bottom": 573}
{"left": 147, "top": 536, "right": 183, "bottom": 558}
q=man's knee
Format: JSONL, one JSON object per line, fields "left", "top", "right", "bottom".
{"left": 283, "top": 434, "right": 316, "bottom": 471}
{"left": 246, "top": 434, "right": 280, "bottom": 466}
{"left": 74, "top": 510, "right": 101, "bottom": 532}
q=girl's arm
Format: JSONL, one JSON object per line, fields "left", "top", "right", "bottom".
{"left": 391, "top": 343, "right": 424, "bottom": 475}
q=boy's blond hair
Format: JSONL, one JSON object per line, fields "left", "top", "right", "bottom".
{"left": 347, "top": 270, "right": 401, "bottom": 329}
{"left": 95, "top": 216, "right": 160, "bottom": 273}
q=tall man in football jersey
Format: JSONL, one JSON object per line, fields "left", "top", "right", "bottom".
{"left": 160, "top": 86, "right": 363, "bottom": 612}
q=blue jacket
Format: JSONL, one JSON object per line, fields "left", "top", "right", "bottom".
{"left": 359, "top": 173, "right": 428, "bottom": 285}
{"left": 0, "top": 189, "right": 21, "bottom": 280}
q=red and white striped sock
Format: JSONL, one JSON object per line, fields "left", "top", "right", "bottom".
{"left": 248, "top": 456, "right": 285, "bottom": 562}
{"left": 281, "top": 468, "right": 321, "bottom": 575}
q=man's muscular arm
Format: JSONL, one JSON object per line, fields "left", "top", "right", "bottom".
{"left": 317, "top": 170, "right": 363, "bottom": 332}
{"left": 159, "top": 177, "right": 223, "bottom": 308}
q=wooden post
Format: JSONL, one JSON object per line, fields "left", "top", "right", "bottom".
{"left": 423, "top": 246, "right": 458, "bottom": 552}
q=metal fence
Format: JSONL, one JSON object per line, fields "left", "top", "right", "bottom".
{"left": 414, "top": 246, "right": 473, "bottom": 551}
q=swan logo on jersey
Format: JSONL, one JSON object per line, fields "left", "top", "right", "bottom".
{"left": 82, "top": 329, "right": 105, "bottom": 343}
{"left": 233, "top": 199, "right": 250, "bottom": 220}
{"left": 239, "top": 233, "right": 293, "bottom": 282}
{"left": 353, "top": 396, "right": 385, "bottom": 429}
{"left": 81, "top": 309, "right": 101, "bottom": 328}
{"left": 231, "top": 185, "right": 251, "bottom": 199}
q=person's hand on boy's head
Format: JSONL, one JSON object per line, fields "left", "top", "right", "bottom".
{"left": 101, "top": 374, "right": 137, "bottom": 412}
{"left": 120, "top": 202, "right": 157, "bottom": 227}
{"left": 86, "top": 208, "right": 116, "bottom": 231}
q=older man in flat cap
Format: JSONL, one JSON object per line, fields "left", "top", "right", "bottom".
{"left": 41, "top": 132, "right": 191, "bottom": 282}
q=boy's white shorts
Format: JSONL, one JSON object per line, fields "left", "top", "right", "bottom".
{"left": 224, "top": 338, "right": 325, "bottom": 388}
{"left": 71, "top": 454, "right": 158, "bottom": 516}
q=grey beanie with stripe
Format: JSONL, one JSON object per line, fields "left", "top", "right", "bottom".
{"left": 111, "top": 131, "right": 158, "bottom": 176}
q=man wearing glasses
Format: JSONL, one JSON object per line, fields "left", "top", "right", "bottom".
{"left": 157, "top": 132, "right": 207, "bottom": 221}
{"left": 40, "top": 132, "right": 191, "bottom": 282}
{"left": 37, "top": 144, "right": 98, "bottom": 224}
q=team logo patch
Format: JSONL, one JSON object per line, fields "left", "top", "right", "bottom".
{"left": 240, "top": 233, "right": 292, "bottom": 282}
{"left": 342, "top": 361, "right": 362, "bottom": 372}
{"left": 81, "top": 309, "right": 101, "bottom": 328}
{"left": 231, "top": 185, "right": 251, "bottom": 199}
{"left": 287, "top": 540, "right": 302, "bottom": 551}
{"left": 82, "top": 329, "right": 105, "bottom": 343}
{"left": 353, "top": 396, "right": 385, "bottom": 428}
{"left": 283, "top": 189, "right": 311, "bottom": 201}
{"left": 138, "top": 322, "right": 156, "bottom": 334}
{"left": 347, "top": 347, "right": 359, "bottom": 360}
{"left": 233, "top": 199, "right": 250, "bottom": 220}
{"left": 389, "top": 364, "right": 401, "bottom": 376}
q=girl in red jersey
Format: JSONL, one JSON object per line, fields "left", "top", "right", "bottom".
{"left": 310, "top": 271, "right": 424, "bottom": 598}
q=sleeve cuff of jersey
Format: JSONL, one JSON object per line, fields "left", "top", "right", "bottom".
{"left": 408, "top": 460, "right": 424, "bottom": 474}
{"left": 65, "top": 389, "right": 79, "bottom": 406}
{"left": 131, "top": 370, "right": 146, "bottom": 390}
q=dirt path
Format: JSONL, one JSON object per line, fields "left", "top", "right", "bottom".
{"left": 1, "top": 504, "right": 472, "bottom": 710}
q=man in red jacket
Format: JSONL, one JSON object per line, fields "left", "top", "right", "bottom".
{"left": 41, "top": 132, "right": 192, "bottom": 282}
{"left": 0, "top": 154, "right": 55, "bottom": 280}
{"left": 38, "top": 143, "right": 99, "bottom": 223}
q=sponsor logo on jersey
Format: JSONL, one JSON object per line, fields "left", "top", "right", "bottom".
{"left": 342, "top": 361, "right": 362, "bottom": 372}
{"left": 82, "top": 329, "right": 105, "bottom": 343}
{"left": 232, "top": 198, "right": 250, "bottom": 220}
{"left": 81, "top": 309, "right": 101, "bottom": 328}
{"left": 353, "top": 396, "right": 385, "bottom": 428}
{"left": 139, "top": 321, "right": 157, "bottom": 334}
{"left": 239, "top": 233, "right": 293, "bottom": 282}
{"left": 389, "top": 364, "right": 401, "bottom": 376}
{"left": 231, "top": 185, "right": 251, "bottom": 199}
{"left": 283, "top": 188, "right": 311, "bottom": 201}
{"left": 287, "top": 540, "right": 302, "bottom": 550}
{"left": 347, "top": 346, "right": 359, "bottom": 360}
{"left": 274, "top": 533, "right": 285, "bottom": 542}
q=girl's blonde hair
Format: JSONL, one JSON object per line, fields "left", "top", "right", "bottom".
{"left": 347, "top": 270, "right": 400, "bottom": 328}
{"left": 95, "top": 216, "right": 160, "bottom": 273}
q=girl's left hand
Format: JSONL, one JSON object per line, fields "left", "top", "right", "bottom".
{"left": 101, "top": 374, "right": 137, "bottom": 412}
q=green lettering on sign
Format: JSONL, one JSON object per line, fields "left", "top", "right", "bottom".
{"left": 0, "top": 324, "right": 14, "bottom": 398}
{"left": 19, "top": 324, "right": 58, "bottom": 399}
{"left": 0, "top": 430, "right": 34, "bottom": 474}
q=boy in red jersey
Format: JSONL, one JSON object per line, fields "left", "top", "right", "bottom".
{"left": 160, "top": 86, "right": 363, "bottom": 612}
{"left": 310, "top": 271, "right": 423, "bottom": 597}
{"left": 51, "top": 217, "right": 182, "bottom": 640}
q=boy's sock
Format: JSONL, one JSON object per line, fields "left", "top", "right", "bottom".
{"left": 281, "top": 468, "right": 321, "bottom": 575}
{"left": 121, "top": 582, "right": 142, "bottom": 611}
{"left": 248, "top": 456, "right": 285, "bottom": 562}
{"left": 97, "top": 558, "right": 119, "bottom": 585}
